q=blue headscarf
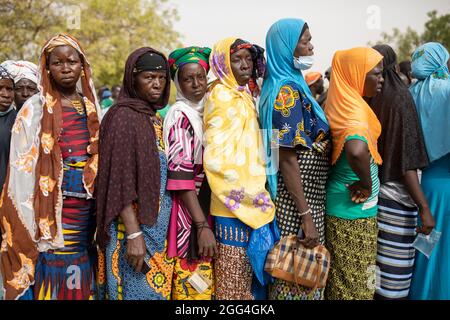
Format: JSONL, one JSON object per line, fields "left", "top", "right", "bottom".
{"left": 259, "top": 18, "right": 329, "bottom": 199}
{"left": 410, "top": 42, "right": 450, "bottom": 163}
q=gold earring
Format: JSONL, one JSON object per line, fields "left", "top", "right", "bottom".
{"left": 81, "top": 69, "right": 85, "bottom": 77}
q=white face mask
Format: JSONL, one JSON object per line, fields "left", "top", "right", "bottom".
{"left": 293, "top": 55, "right": 314, "bottom": 71}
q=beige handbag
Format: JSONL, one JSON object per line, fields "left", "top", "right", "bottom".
{"left": 265, "top": 235, "right": 331, "bottom": 289}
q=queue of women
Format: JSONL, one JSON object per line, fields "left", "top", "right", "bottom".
{"left": 0, "top": 17, "right": 449, "bottom": 300}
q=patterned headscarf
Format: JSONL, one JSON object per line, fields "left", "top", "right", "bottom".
{"left": 0, "top": 34, "right": 101, "bottom": 300}
{"left": 0, "top": 60, "right": 38, "bottom": 85}
{"left": 205, "top": 37, "right": 275, "bottom": 230}
{"left": 168, "top": 46, "right": 211, "bottom": 80}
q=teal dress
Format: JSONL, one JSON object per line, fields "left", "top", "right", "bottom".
{"left": 410, "top": 153, "right": 450, "bottom": 300}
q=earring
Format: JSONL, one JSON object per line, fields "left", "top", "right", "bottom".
{"left": 81, "top": 69, "right": 85, "bottom": 78}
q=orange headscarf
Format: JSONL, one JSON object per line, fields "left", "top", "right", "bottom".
{"left": 305, "top": 71, "right": 322, "bottom": 86}
{"left": 325, "top": 47, "right": 383, "bottom": 165}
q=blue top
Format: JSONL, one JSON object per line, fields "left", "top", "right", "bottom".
{"left": 272, "top": 81, "right": 329, "bottom": 150}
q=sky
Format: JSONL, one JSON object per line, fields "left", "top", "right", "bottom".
{"left": 169, "top": 0, "right": 450, "bottom": 79}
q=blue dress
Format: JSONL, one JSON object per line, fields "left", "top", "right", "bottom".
{"left": 97, "top": 117, "right": 174, "bottom": 300}
{"left": 410, "top": 153, "right": 450, "bottom": 300}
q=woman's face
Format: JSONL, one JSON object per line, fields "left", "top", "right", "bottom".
{"left": 14, "top": 78, "right": 38, "bottom": 109}
{"left": 0, "top": 78, "right": 14, "bottom": 111}
{"left": 178, "top": 63, "right": 208, "bottom": 103}
{"left": 230, "top": 48, "right": 253, "bottom": 86}
{"left": 363, "top": 60, "right": 384, "bottom": 98}
{"left": 135, "top": 70, "right": 167, "bottom": 104}
{"left": 294, "top": 28, "right": 314, "bottom": 58}
{"left": 48, "top": 45, "right": 82, "bottom": 90}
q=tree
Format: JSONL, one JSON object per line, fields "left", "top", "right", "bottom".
{"left": 0, "top": 1, "right": 68, "bottom": 60}
{"left": 372, "top": 10, "right": 450, "bottom": 62}
{"left": 0, "top": 0, "right": 181, "bottom": 88}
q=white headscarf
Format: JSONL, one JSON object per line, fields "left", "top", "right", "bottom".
{"left": 0, "top": 60, "right": 38, "bottom": 85}
{"left": 163, "top": 69, "right": 206, "bottom": 164}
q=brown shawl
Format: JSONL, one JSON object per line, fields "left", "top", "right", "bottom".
{"left": 0, "top": 34, "right": 100, "bottom": 300}
{"left": 96, "top": 47, "right": 171, "bottom": 249}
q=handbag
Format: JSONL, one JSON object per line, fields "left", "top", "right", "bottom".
{"left": 265, "top": 234, "right": 331, "bottom": 289}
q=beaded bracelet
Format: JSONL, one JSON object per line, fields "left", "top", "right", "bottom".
{"left": 298, "top": 208, "right": 312, "bottom": 217}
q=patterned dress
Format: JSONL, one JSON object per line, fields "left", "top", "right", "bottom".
{"left": 33, "top": 102, "right": 96, "bottom": 300}
{"left": 97, "top": 115, "right": 175, "bottom": 300}
{"left": 166, "top": 113, "right": 214, "bottom": 300}
{"left": 268, "top": 82, "right": 330, "bottom": 300}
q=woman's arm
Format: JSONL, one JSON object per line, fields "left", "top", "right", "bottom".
{"left": 402, "top": 170, "right": 435, "bottom": 234}
{"left": 120, "top": 204, "right": 146, "bottom": 273}
{"left": 177, "top": 190, "right": 217, "bottom": 258}
{"left": 344, "top": 139, "right": 372, "bottom": 203}
{"left": 279, "top": 147, "right": 319, "bottom": 248}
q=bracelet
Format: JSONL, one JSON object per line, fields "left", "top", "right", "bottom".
{"left": 298, "top": 208, "right": 312, "bottom": 217}
{"left": 127, "top": 231, "right": 143, "bottom": 240}
{"left": 194, "top": 221, "right": 211, "bottom": 237}
{"left": 193, "top": 220, "right": 209, "bottom": 228}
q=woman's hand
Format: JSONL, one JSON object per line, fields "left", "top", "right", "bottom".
{"left": 417, "top": 207, "right": 435, "bottom": 235}
{"left": 347, "top": 181, "right": 371, "bottom": 203}
{"left": 300, "top": 213, "right": 319, "bottom": 249}
{"left": 197, "top": 225, "right": 217, "bottom": 258}
{"left": 125, "top": 234, "right": 147, "bottom": 273}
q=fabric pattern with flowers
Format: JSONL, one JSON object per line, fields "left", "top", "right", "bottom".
{"left": 253, "top": 192, "right": 273, "bottom": 212}
{"left": 225, "top": 188, "right": 245, "bottom": 211}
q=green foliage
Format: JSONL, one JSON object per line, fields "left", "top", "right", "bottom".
{"left": 0, "top": 0, "right": 182, "bottom": 91}
{"left": 372, "top": 10, "right": 450, "bottom": 62}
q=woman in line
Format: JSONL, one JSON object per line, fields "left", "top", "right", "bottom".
{"left": 0, "top": 66, "right": 16, "bottom": 301}
{"left": 96, "top": 48, "right": 174, "bottom": 300}
{"left": 368, "top": 44, "right": 435, "bottom": 300}
{"left": 163, "top": 46, "right": 216, "bottom": 300}
{"left": 0, "top": 34, "right": 101, "bottom": 300}
{"left": 409, "top": 43, "right": 450, "bottom": 300}
{"left": 324, "top": 47, "right": 384, "bottom": 300}
{"left": 0, "top": 66, "right": 16, "bottom": 196}
{"left": 305, "top": 71, "right": 325, "bottom": 102}
{"left": 203, "top": 37, "right": 278, "bottom": 300}
{"left": 259, "top": 18, "right": 330, "bottom": 300}
{"left": 1, "top": 60, "right": 39, "bottom": 110}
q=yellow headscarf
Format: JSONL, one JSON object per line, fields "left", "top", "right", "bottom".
{"left": 325, "top": 47, "right": 383, "bottom": 165}
{"left": 203, "top": 37, "right": 275, "bottom": 229}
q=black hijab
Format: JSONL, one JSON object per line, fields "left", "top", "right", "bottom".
{"left": 370, "top": 44, "right": 428, "bottom": 184}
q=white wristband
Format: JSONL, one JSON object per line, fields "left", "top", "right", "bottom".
{"left": 127, "top": 231, "right": 143, "bottom": 240}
